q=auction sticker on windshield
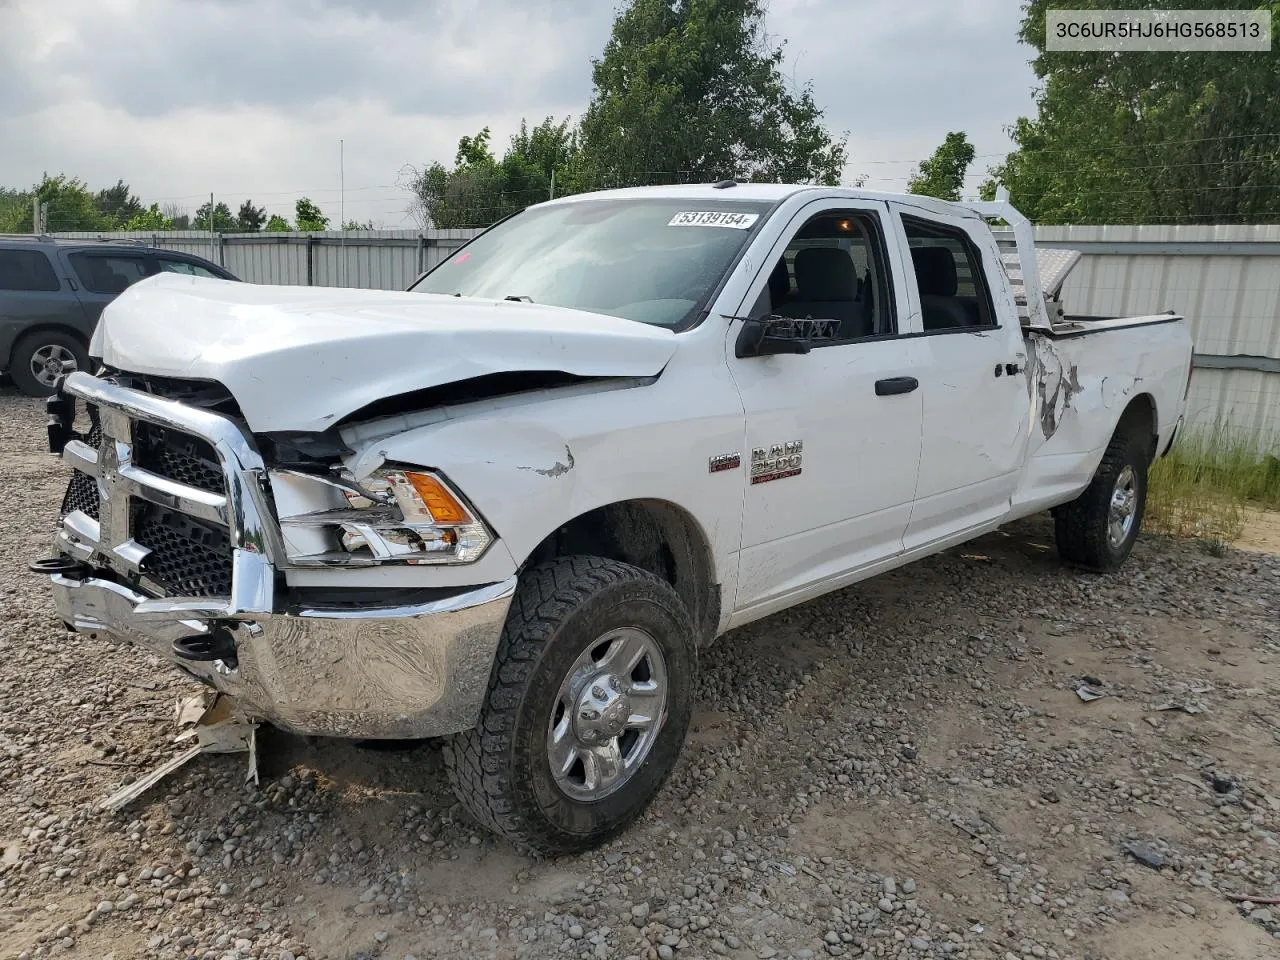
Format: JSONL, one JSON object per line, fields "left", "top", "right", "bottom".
{"left": 667, "top": 211, "right": 760, "bottom": 229}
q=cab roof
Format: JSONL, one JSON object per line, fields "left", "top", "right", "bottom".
{"left": 538, "top": 182, "right": 983, "bottom": 221}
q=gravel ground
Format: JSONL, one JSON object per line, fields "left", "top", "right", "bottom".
{"left": 2, "top": 386, "right": 1278, "bottom": 960}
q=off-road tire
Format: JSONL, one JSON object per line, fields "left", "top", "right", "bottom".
{"left": 10, "top": 330, "right": 89, "bottom": 397}
{"left": 444, "top": 556, "right": 696, "bottom": 856}
{"left": 1054, "top": 424, "right": 1149, "bottom": 572}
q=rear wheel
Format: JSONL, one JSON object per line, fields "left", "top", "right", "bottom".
{"left": 1054, "top": 425, "right": 1149, "bottom": 571}
{"left": 444, "top": 556, "right": 695, "bottom": 856}
{"left": 10, "top": 330, "right": 89, "bottom": 397}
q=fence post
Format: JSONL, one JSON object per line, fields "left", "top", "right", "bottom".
{"left": 305, "top": 236, "right": 315, "bottom": 286}
{"left": 416, "top": 234, "right": 426, "bottom": 275}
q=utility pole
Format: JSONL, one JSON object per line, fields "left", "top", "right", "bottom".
{"left": 209, "top": 192, "right": 216, "bottom": 263}
{"left": 32, "top": 198, "right": 47, "bottom": 234}
{"left": 550, "top": 169, "right": 555, "bottom": 201}
{"left": 340, "top": 138, "right": 347, "bottom": 286}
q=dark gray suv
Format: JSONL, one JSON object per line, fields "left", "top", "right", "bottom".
{"left": 0, "top": 237, "right": 238, "bottom": 396}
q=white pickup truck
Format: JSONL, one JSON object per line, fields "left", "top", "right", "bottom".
{"left": 36, "top": 183, "right": 1192, "bottom": 855}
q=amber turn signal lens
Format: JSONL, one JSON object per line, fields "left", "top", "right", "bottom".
{"left": 404, "top": 472, "right": 472, "bottom": 524}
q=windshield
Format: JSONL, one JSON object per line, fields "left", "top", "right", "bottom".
{"left": 409, "top": 198, "right": 772, "bottom": 328}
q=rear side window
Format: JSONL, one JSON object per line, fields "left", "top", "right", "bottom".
{"left": 68, "top": 254, "right": 150, "bottom": 294}
{"left": 0, "top": 250, "right": 60, "bottom": 292}
{"left": 902, "top": 216, "right": 996, "bottom": 332}
{"left": 157, "top": 258, "right": 221, "bottom": 279}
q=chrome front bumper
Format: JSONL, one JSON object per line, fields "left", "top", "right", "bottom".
{"left": 50, "top": 571, "right": 516, "bottom": 738}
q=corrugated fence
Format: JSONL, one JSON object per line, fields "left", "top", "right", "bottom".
{"left": 54, "top": 224, "right": 1280, "bottom": 443}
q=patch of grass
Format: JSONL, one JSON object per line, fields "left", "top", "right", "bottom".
{"left": 1146, "top": 425, "right": 1280, "bottom": 543}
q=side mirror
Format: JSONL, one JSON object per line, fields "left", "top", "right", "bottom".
{"left": 734, "top": 315, "right": 814, "bottom": 358}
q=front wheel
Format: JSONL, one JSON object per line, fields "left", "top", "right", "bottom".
{"left": 444, "top": 556, "right": 696, "bottom": 856}
{"left": 1054, "top": 425, "right": 1149, "bottom": 572}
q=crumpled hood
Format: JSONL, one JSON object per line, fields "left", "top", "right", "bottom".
{"left": 92, "top": 273, "right": 677, "bottom": 432}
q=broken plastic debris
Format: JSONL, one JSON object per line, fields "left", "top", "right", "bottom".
{"left": 1153, "top": 701, "right": 1205, "bottom": 715}
{"left": 99, "top": 691, "right": 258, "bottom": 812}
{"left": 1075, "top": 685, "right": 1106, "bottom": 702}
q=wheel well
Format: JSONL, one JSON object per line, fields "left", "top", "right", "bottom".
{"left": 1116, "top": 393, "right": 1158, "bottom": 463}
{"left": 525, "top": 499, "right": 720, "bottom": 645}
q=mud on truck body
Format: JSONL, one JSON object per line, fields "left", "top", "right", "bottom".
{"left": 35, "top": 184, "right": 1193, "bottom": 855}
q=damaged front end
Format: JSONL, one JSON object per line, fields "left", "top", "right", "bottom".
{"left": 36, "top": 370, "right": 518, "bottom": 740}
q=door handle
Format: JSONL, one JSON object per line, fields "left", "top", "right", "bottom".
{"left": 875, "top": 376, "right": 918, "bottom": 396}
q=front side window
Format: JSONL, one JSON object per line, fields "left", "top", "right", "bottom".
{"left": 410, "top": 198, "right": 772, "bottom": 329}
{"left": 68, "top": 253, "right": 150, "bottom": 294}
{"left": 755, "top": 210, "right": 896, "bottom": 343}
{"left": 902, "top": 216, "right": 996, "bottom": 332}
{"left": 158, "top": 258, "right": 220, "bottom": 278}
{"left": 0, "top": 250, "right": 59, "bottom": 292}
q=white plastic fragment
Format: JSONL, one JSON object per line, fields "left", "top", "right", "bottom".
{"left": 99, "top": 691, "right": 258, "bottom": 812}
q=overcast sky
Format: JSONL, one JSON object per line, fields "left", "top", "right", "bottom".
{"left": 0, "top": 0, "right": 1040, "bottom": 228}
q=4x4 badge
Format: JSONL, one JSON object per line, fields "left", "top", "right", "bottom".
{"left": 708, "top": 453, "right": 741, "bottom": 473}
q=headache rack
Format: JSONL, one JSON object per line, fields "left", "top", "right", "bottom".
{"left": 966, "top": 189, "right": 1082, "bottom": 333}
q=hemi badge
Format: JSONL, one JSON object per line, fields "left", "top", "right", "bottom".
{"left": 708, "top": 453, "right": 741, "bottom": 473}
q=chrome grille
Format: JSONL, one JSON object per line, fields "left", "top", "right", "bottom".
{"left": 60, "top": 404, "right": 102, "bottom": 520}
{"left": 133, "top": 504, "right": 233, "bottom": 598}
{"left": 54, "top": 371, "right": 276, "bottom": 616}
{"left": 133, "top": 421, "right": 226, "bottom": 495}
{"left": 61, "top": 472, "right": 100, "bottom": 519}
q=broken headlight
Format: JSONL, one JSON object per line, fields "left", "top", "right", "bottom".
{"left": 271, "top": 466, "right": 493, "bottom": 566}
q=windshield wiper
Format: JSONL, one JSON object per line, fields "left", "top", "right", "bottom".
{"left": 503, "top": 295, "right": 534, "bottom": 303}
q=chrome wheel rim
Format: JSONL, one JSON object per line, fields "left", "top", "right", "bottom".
{"left": 547, "top": 626, "right": 668, "bottom": 802}
{"left": 1108, "top": 465, "right": 1138, "bottom": 548}
{"left": 30, "top": 344, "right": 78, "bottom": 387}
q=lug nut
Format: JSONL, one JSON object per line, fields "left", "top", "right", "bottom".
{"left": 591, "top": 684, "right": 605, "bottom": 699}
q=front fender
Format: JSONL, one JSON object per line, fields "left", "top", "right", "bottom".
{"left": 358, "top": 416, "right": 584, "bottom": 565}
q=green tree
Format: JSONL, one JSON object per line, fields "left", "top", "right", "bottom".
{"left": 30, "top": 174, "right": 110, "bottom": 232}
{"left": 404, "top": 125, "right": 554, "bottom": 229}
{"left": 908, "top": 132, "right": 976, "bottom": 202}
{"left": 576, "top": 0, "right": 847, "bottom": 187}
{"left": 236, "top": 200, "right": 266, "bottom": 232}
{"left": 121, "top": 203, "right": 173, "bottom": 231}
{"left": 985, "top": 0, "right": 1280, "bottom": 223}
{"left": 264, "top": 214, "right": 292, "bottom": 232}
{"left": 95, "top": 180, "right": 142, "bottom": 226}
{"left": 193, "top": 200, "right": 237, "bottom": 232}
{"left": 342, "top": 218, "right": 377, "bottom": 230}
{"left": 294, "top": 197, "right": 329, "bottom": 231}
{"left": 508, "top": 117, "right": 579, "bottom": 187}
{"left": 0, "top": 187, "right": 34, "bottom": 232}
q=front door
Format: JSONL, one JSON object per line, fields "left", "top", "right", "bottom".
{"left": 890, "top": 205, "right": 1031, "bottom": 550}
{"left": 727, "top": 200, "right": 924, "bottom": 615}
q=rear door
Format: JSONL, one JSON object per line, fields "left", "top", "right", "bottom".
{"left": 63, "top": 250, "right": 153, "bottom": 324}
{"left": 727, "top": 199, "right": 924, "bottom": 614}
{"left": 888, "top": 204, "right": 1032, "bottom": 550}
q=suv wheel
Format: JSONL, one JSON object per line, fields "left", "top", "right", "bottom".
{"left": 10, "top": 331, "right": 89, "bottom": 397}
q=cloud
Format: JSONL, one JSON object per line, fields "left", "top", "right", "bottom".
{"left": 0, "top": 0, "right": 1038, "bottom": 227}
